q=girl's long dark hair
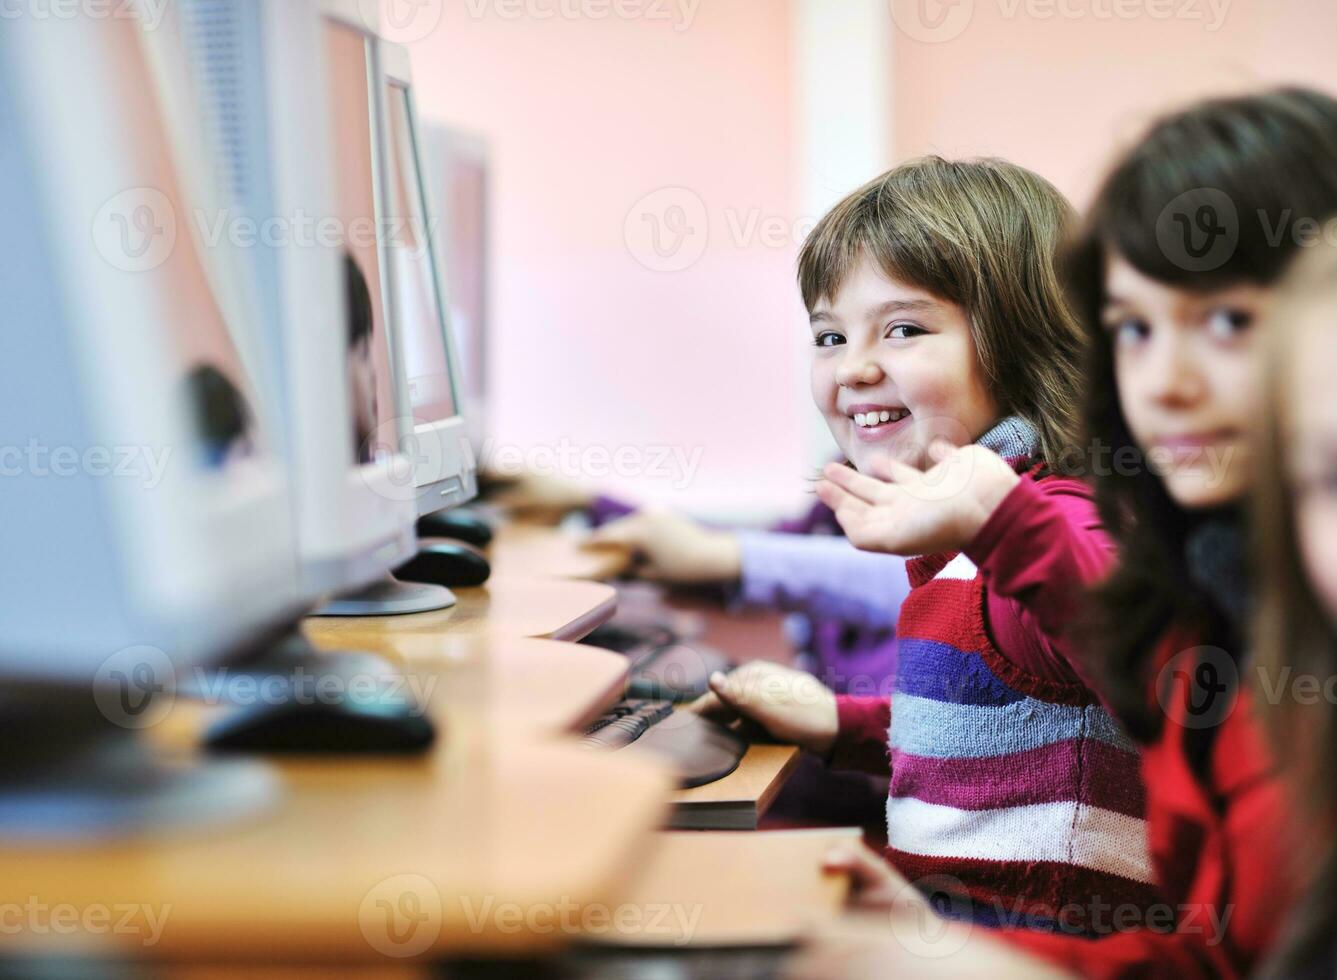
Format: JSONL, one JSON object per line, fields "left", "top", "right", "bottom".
{"left": 1069, "top": 87, "right": 1337, "bottom": 739}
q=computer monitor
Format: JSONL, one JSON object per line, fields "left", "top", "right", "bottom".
{"left": 0, "top": 9, "right": 296, "bottom": 835}
{"left": 426, "top": 126, "right": 491, "bottom": 451}
{"left": 179, "top": 0, "right": 431, "bottom": 610}
{"left": 379, "top": 42, "right": 479, "bottom": 517}
{"left": 297, "top": 2, "right": 459, "bottom": 615}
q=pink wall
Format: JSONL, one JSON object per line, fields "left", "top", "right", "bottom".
{"left": 401, "top": 1, "right": 806, "bottom": 517}
{"left": 891, "top": 0, "right": 1337, "bottom": 207}
{"left": 396, "top": 0, "right": 1337, "bottom": 518}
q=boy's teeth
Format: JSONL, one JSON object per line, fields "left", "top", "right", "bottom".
{"left": 879, "top": 410, "right": 891, "bottom": 423}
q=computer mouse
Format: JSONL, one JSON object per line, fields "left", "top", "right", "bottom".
{"left": 416, "top": 509, "right": 494, "bottom": 547}
{"left": 395, "top": 541, "right": 492, "bottom": 588}
{"left": 204, "top": 700, "right": 436, "bottom": 755}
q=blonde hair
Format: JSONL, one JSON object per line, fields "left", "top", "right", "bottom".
{"left": 797, "top": 156, "right": 1083, "bottom": 470}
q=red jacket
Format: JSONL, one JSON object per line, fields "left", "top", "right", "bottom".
{"left": 1000, "top": 635, "right": 1291, "bottom": 978}
{"left": 969, "top": 478, "right": 1295, "bottom": 980}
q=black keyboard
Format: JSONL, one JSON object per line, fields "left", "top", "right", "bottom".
{"left": 580, "top": 699, "right": 747, "bottom": 788}
{"left": 581, "top": 623, "right": 734, "bottom": 702}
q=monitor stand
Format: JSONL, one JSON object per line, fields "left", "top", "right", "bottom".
{"left": 310, "top": 574, "right": 455, "bottom": 616}
{"left": 0, "top": 688, "right": 278, "bottom": 842}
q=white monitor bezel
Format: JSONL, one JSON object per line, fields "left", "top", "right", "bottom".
{"left": 377, "top": 40, "right": 477, "bottom": 518}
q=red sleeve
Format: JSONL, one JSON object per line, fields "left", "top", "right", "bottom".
{"left": 827, "top": 695, "right": 891, "bottom": 774}
{"left": 966, "top": 475, "right": 1115, "bottom": 687}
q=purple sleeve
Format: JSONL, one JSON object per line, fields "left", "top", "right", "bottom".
{"left": 586, "top": 494, "right": 638, "bottom": 528}
{"left": 737, "top": 531, "right": 911, "bottom": 628}
{"left": 966, "top": 476, "right": 1116, "bottom": 686}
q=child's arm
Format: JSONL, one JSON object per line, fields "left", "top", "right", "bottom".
{"left": 817, "top": 444, "right": 1113, "bottom": 681}
{"left": 967, "top": 475, "right": 1115, "bottom": 682}
{"left": 736, "top": 533, "right": 909, "bottom": 629}
{"left": 688, "top": 661, "right": 892, "bottom": 775}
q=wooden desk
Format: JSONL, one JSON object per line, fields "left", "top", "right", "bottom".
{"left": 300, "top": 633, "right": 629, "bottom": 736}
{"left": 304, "top": 574, "right": 617, "bottom": 649}
{"left": 591, "top": 828, "right": 857, "bottom": 947}
{"left": 668, "top": 743, "right": 801, "bottom": 830}
{"left": 486, "top": 524, "right": 631, "bottom": 582}
{"left": 0, "top": 728, "right": 674, "bottom": 963}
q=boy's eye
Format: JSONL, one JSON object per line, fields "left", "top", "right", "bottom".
{"left": 887, "top": 323, "right": 926, "bottom": 340}
{"left": 1205, "top": 307, "right": 1254, "bottom": 341}
{"left": 1110, "top": 317, "right": 1150, "bottom": 348}
{"left": 812, "top": 331, "right": 845, "bottom": 348}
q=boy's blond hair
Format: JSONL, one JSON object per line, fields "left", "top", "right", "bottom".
{"left": 797, "top": 156, "right": 1083, "bottom": 469}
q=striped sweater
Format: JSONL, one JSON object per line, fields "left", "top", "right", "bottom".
{"left": 831, "top": 431, "right": 1157, "bottom": 932}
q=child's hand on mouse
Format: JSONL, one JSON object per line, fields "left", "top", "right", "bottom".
{"left": 586, "top": 509, "right": 742, "bottom": 585}
{"left": 687, "top": 661, "right": 837, "bottom": 755}
{"left": 816, "top": 441, "right": 1021, "bottom": 558}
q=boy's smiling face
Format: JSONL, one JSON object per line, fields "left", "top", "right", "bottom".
{"left": 809, "top": 254, "right": 999, "bottom": 474}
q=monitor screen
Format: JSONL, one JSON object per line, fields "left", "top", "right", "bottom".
{"left": 430, "top": 128, "right": 488, "bottom": 419}
{"left": 114, "top": 10, "right": 267, "bottom": 476}
{"left": 384, "top": 78, "right": 458, "bottom": 428}
{"left": 324, "top": 20, "right": 399, "bottom": 467}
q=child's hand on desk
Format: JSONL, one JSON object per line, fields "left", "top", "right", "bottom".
{"left": 823, "top": 844, "right": 925, "bottom": 913}
{"left": 586, "top": 509, "right": 741, "bottom": 585}
{"left": 785, "top": 910, "right": 1075, "bottom": 980}
{"left": 816, "top": 442, "right": 1020, "bottom": 557}
{"left": 687, "top": 661, "right": 837, "bottom": 756}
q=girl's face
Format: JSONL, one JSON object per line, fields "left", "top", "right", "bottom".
{"left": 1104, "top": 254, "right": 1269, "bottom": 510}
{"left": 809, "top": 255, "right": 999, "bottom": 473}
{"left": 1287, "top": 312, "right": 1337, "bottom": 620}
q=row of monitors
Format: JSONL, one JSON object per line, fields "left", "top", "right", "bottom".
{"left": 0, "top": 0, "right": 474, "bottom": 683}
